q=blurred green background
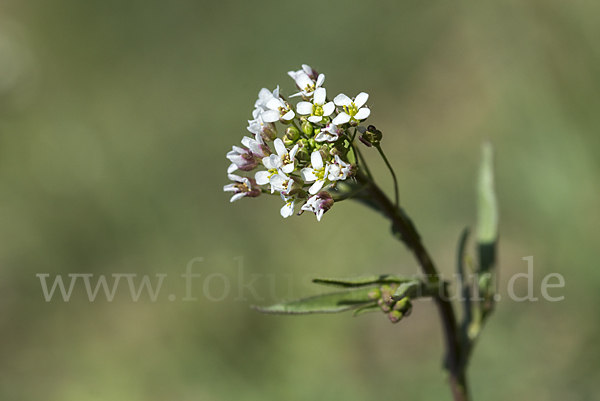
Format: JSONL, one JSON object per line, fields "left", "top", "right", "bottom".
{"left": 1, "top": 0, "right": 599, "bottom": 400}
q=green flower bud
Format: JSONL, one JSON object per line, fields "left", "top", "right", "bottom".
{"left": 378, "top": 298, "right": 391, "bottom": 313}
{"left": 296, "top": 147, "right": 310, "bottom": 162}
{"left": 302, "top": 121, "right": 314, "bottom": 137}
{"left": 368, "top": 288, "right": 381, "bottom": 300}
{"left": 389, "top": 310, "right": 403, "bottom": 323}
{"left": 283, "top": 126, "right": 300, "bottom": 146}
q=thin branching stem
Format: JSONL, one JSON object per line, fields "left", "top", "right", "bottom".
{"left": 375, "top": 144, "right": 400, "bottom": 208}
{"left": 355, "top": 171, "right": 469, "bottom": 401}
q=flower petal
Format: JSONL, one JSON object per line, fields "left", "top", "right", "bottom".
{"left": 311, "top": 151, "right": 323, "bottom": 170}
{"left": 309, "top": 180, "right": 324, "bottom": 195}
{"left": 230, "top": 193, "right": 246, "bottom": 202}
{"left": 354, "top": 92, "right": 369, "bottom": 108}
{"left": 307, "top": 115, "right": 322, "bottom": 124}
{"left": 322, "top": 102, "right": 335, "bottom": 116}
{"left": 296, "top": 102, "right": 313, "bottom": 115}
{"left": 332, "top": 113, "right": 350, "bottom": 125}
{"left": 333, "top": 93, "right": 352, "bottom": 106}
{"left": 274, "top": 138, "right": 286, "bottom": 156}
{"left": 314, "top": 88, "right": 326, "bottom": 105}
{"left": 255, "top": 171, "right": 270, "bottom": 185}
{"left": 281, "top": 110, "right": 295, "bottom": 121}
{"left": 354, "top": 107, "right": 371, "bottom": 120}
{"left": 316, "top": 74, "right": 325, "bottom": 87}
{"left": 261, "top": 110, "right": 280, "bottom": 123}
{"left": 227, "top": 163, "right": 238, "bottom": 174}
{"left": 266, "top": 97, "right": 284, "bottom": 111}
{"left": 301, "top": 168, "right": 317, "bottom": 182}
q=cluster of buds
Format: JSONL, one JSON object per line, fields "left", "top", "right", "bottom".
{"left": 368, "top": 284, "right": 414, "bottom": 323}
{"left": 224, "top": 64, "right": 374, "bottom": 221}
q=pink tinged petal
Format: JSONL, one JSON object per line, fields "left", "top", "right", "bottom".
{"left": 314, "top": 132, "right": 327, "bottom": 142}
{"left": 354, "top": 108, "right": 371, "bottom": 120}
{"left": 296, "top": 102, "right": 313, "bottom": 115}
{"left": 332, "top": 113, "right": 351, "bottom": 125}
{"left": 307, "top": 115, "right": 322, "bottom": 124}
{"left": 322, "top": 102, "right": 335, "bottom": 116}
{"left": 227, "top": 163, "right": 238, "bottom": 174}
{"left": 309, "top": 180, "right": 324, "bottom": 195}
{"left": 274, "top": 138, "right": 287, "bottom": 156}
{"left": 311, "top": 151, "right": 323, "bottom": 170}
{"left": 333, "top": 93, "right": 352, "bottom": 106}
{"left": 354, "top": 92, "right": 369, "bottom": 108}
{"left": 316, "top": 74, "right": 325, "bottom": 87}
{"left": 301, "top": 168, "right": 317, "bottom": 182}
{"left": 314, "top": 88, "right": 326, "bottom": 105}
{"left": 255, "top": 171, "right": 270, "bottom": 185}
{"left": 230, "top": 193, "right": 246, "bottom": 202}
{"left": 282, "top": 110, "right": 295, "bottom": 121}
{"left": 262, "top": 110, "right": 280, "bottom": 123}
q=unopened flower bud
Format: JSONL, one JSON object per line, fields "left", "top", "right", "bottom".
{"left": 284, "top": 126, "right": 300, "bottom": 146}
{"left": 260, "top": 123, "right": 277, "bottom": 141}
{"left": 302, "top": 121, "right": 314, "bottom": 137}
{"left": 368, "top": 288, "right": 381, "bottom": 300}
{"left": 388, "top": 310, "right": 403, "bottom": 323}
{"left": 378, "top": 298, "right": 391, "bottom": 313}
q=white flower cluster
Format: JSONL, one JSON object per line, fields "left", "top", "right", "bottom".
{"left": 224, "top": 64, "right": 372, "bottom": 221}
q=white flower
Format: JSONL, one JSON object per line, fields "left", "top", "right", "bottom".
{"left": 301, "top": 151, "right": 331, "bottom": 195}
{"left": 223, "top": 174, "right": 261, "bottom": 202}
{"left": 270, "top": 138, "right": 299, "bottom": 174}
{"left": 289, "top": 72, "right": 325, "bottom": 99}
{"left": 288, "top": 64, "right": 319, "bottom": 81}
{"left": 247, "top": 108, "right": 277, "bottom": 141}
{"left": 262, "top": 96, "right": 295, "bottom": 123}
{"left": 315, "top": 122, "right": 343, "bottom": 142}
{"left": 328, "top": 155, "right": 352, "bottom": 181}
{"left": 241, "top": 133, "right": 271, "bottom": 158}
{"left": 226, "top": 145, "right": 259, "bottom": 172}
{"left": 332, "top": 92, "right": 370, "bottom": 125}
{"left": 296, "top": 88, "right": 335, "bottom": 124}
{"left": 280, "top": 194, "right": 297, "bottom": 218}
{"left": 301, "top": 192, "right": 334, "bottom": 221}
{"left": 254, "top": 87, "right": 279, "bottom": 110}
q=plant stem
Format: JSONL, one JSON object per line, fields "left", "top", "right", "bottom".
{"left": 375, "top": 144, "right": 400, "bottom": 208}
{"left": 355, "top": 171, "right": 469, "bottom": 401}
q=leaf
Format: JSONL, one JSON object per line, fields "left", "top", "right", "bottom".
{"left": 457, "top": 227, "right": 472, "bottom": 325}
{"left": 312, "top": 275, "right": 412, "bottom": 288}
{"left": 477, "top": 142, "right": 499, "bottom": 247}
{"left": 391, "top": 279, "right": 439, "bottom": 300}
{"left": 252, "top": 287, "right": 376, "bottom": 315}
{"left": 352, "top": 302, "right": 380, "bottom": 316}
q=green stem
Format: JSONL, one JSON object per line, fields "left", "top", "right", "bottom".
{"left": 375, "top": 144, "right": 400, "bottom": 208}
{"left": 355, "top": 171, "right": 469, "bottom": 401}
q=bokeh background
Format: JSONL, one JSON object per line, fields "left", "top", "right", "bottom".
{"left": 1, "top": 0, "right": 599, "bottom": 400}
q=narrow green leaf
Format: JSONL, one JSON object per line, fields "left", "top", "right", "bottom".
{"left": 352, "top": 302, "right": 380, "bottom": 316}
{"left": 312, "top": 275, "right": 412, "bottom": 288}
{"left": 457, "top": 227, "right": 472, "bottom": 325}
{"left": 477, "top": 142, "right": 499, "bottom": 246}
{"left": 252, "top": 287, "right": 375, "bottom": 315}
